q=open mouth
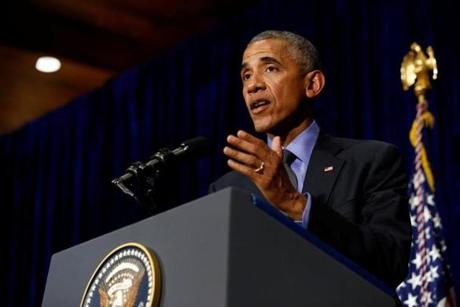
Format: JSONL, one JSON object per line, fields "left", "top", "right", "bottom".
{"left": 250, "top": 99, "right": 271, "bottom": 113}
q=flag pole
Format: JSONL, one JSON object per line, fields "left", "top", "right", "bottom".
{"left": 397, "top": 42, "right": 456, "bottom": 307}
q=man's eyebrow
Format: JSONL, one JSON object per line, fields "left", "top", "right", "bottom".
{"left": 260, "top": 56, "right": 282, "bottom": 65}
{"left": 240, "top": 62, "right": 249, "bottom": 72}
{"left": 240, "top": 56, "right": 282, "bottom": 72}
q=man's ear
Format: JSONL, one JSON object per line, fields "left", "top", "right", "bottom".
{"left": 304, "top": 70, "right": 325, "bottom": 98}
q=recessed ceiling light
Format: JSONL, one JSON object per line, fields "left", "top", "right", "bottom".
{"left": 35, "top": 56, "right": 61, "bottom": 73}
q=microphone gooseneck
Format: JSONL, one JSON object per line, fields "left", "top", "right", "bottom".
{"left": 111, "top": 136, "right": 209, "bottom": 210}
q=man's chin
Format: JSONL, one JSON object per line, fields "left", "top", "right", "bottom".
{"left": 252, "top": 121, "right": 273, "bottom": 134}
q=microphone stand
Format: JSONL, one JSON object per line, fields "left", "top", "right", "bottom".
{"left": 112, "top": 148, "right": 174, "bottom": 214}
{"left": 112, "top": 136, "right": 209, "bottom": 214}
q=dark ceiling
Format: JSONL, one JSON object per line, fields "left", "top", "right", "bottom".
{"left": 0, "top": 0, "right": 254, "bottom": 135}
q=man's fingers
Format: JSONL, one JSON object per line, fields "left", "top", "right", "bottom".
{"left": 227, "top": 130, "right": 269, "bottom": 158}
{"left": 236, "top": 130, "right": 265, "bottom": 146}
{"left": 271, "top": 136, "right": 282, "bottom": 157}
{"left": 227, "top": 134, "right": 261, "bottom": 156}
{"left": 227, "top": 159, "right": 258, "bottom": 177}
{"left": 223, "top": 146, "right": 259, "bottom": 167}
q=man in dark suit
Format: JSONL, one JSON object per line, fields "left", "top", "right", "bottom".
{"left": 209, "top": 30, "right": 411, "bottom": 288}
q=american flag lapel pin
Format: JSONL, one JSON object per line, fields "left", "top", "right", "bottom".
{"left": 324, "top": 166, "right": 334, "bottom": 172}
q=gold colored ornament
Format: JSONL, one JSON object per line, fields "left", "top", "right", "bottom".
{"left": 400, "top": 42, "right": 438, "bottom": 104}
{"left": 254, "top": 162, "right": 265, "bottom": 174}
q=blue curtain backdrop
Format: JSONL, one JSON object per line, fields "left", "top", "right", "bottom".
{"left": 1, "top": 0, "right": 459, "bottom": 305}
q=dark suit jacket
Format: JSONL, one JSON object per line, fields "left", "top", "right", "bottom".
{"left": 209, "top": 133, "right": 411, "bottom": 288}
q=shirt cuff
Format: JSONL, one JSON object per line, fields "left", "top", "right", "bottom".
{"left": 293, "top": 192, "right": 312, "bottom": 229}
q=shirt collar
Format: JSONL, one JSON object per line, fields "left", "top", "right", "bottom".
{"left": 267, "top": 121, "right": 320, "bottom": 162}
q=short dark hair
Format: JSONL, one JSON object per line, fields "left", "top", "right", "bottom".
{"left": 248, "top": 30, "right": 321, "bottom": 74}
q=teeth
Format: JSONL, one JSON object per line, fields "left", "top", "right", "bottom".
{"left": 252, "top": 100, "right": 268, "bottom": 109}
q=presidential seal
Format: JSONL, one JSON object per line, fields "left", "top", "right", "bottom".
{"left": 81, "top": 242, "right": 161, "bottom": 307}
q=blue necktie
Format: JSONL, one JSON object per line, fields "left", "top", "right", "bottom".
{"left": 283, "top": 150, "right": 298, "bottom": 190}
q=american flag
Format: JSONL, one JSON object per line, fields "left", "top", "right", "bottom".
{"left": 396, "top": 106, "right": 456, "bottom": 307}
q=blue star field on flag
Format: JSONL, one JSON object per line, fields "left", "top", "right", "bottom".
{"left": 396, "top": 166, "right": 455, "bottom": 306}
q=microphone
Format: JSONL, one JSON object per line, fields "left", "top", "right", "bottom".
{"left": 169, "top": 136, "right": 210, "bottom": 161}
{"left": 111, "top": 136, "right": 209, "bottom": 191}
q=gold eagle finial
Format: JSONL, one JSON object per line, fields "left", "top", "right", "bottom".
{"left": 400, "top": 42, "right": 438, "bottom": 103}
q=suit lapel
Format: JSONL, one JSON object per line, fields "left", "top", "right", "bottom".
{"left": 303, "top": 133, "right": 344, "bottom": 206}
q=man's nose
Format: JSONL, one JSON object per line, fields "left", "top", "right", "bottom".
{"left": 247, "top": 74, "right": 266, "bottom": 93}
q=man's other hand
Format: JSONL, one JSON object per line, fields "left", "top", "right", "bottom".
{"left": 223, "top": 130, "right": 306, "bottom": 220}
